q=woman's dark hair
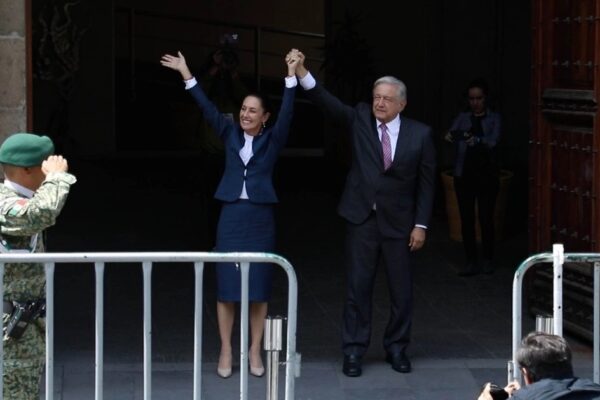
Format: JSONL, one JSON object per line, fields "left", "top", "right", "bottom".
{"left": 244, "top": 92, "right": 273, "bottom": 115}
{"left": 516, "top": 332, "right": 574, "bottom": 382}
{"left": 467, "top": 78, "right": 489, "bottom": 97}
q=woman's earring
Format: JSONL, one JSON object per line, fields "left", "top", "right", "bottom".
{"left": 262, "top": 122, "right": 266, "bottom": 129}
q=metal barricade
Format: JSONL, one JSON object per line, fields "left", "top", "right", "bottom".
{"left": 0, "top": 252, "right": 301, "bottom": 400}
{"left": 510, "top": 244, "right": 600, "bottom": 384}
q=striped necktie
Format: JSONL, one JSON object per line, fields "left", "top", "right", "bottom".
{"left": 380, "top": 123, "right": 392, "bottom": 170}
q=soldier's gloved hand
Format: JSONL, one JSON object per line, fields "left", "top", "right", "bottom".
{"left": 42, "top": 155, "right": 68, "bottom": 175}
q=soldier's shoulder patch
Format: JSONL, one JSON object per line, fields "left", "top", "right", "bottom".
{"left": 7, "top": 199, "right": 28, "bottom": 217}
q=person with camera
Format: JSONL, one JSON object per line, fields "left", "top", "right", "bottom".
{"left": 478, "top": 332, "right": 600, "bottom": 400}
{"left": 0, "top": 133, "right": 76, "bottom": 400}
{"left": 161, "top": 49, "right": 299, "bottom": 379}
{"left": 445, "top": 79, "right": 501, "bottom": 276}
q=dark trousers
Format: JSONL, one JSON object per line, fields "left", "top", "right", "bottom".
{"left": 454, "top": 175, "right": 499, "bottom": 264}
{"left": 342, "top": 212, "right": 412, "bottom": 356}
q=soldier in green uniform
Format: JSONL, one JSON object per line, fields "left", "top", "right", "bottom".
{"left": 0, "top": 133, "right": 76, "bottom": 400}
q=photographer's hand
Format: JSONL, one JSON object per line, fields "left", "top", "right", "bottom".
{"left": 466, "top": 135, "right": 478, "bottom": 146}
{"left": 505, "top": 381, "right": 520, "bottom": 395}
{"left": 444, "top": 132, "right": 454, "bottom": 143}
{"left": 477, "top": 383, "right": 493, "bottom": 400}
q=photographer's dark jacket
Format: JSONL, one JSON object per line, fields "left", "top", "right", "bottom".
{"left": 448, "top": 110, "right": 501, "bottom": 177}
{"left": 512, "top": 377, "right": 600, "bottom": 400}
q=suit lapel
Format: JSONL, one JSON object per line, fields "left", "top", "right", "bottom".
{"left": 251, "top": 128, "right": 269, "bottom": 156}
{"left": 391, "top": 117, "right": 409, "bottom": 168}
{"left": 370, "top": 114, "right": 386, "bottom": 169}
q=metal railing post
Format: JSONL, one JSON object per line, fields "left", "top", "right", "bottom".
{"left": 193, "top": 262, "right": 204, "bottom": 400}
{"left": 510, "top": 253, "right": 554, "bottom": 383}
{"left": 535, "top": 314, "right": 553, "bottom": 334}
{"left": 240, "top": 261, "right": 250, "bottom": 400}
{"left": 265, "top": 316, "right": 283, "bottom": 400}
{"left": 45, "top": 262, "right": 55, "bottom": 400}
{"left": 142, "top": 261, "right": 152, "bottom": 400}
{"left": 0, "top": 263, "right": 4, "bottom": 399}
{"left": 95, "top": 262, "right": 105, "bottom": 400}
{"left": 552, "top": 244, "right": 564, "bottom": 336}
{"left": 595, "top": 262, "right": 600, "bottom": 384}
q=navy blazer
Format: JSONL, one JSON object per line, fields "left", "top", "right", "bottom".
{"left": 303, "top": 83, "right": 436, "bottom": 238}
{"left": 188, "top": 83, "right": 295, "bottom": 204}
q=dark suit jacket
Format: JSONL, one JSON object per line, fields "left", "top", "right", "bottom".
{"left": 188, "top": 83, "right": 295, "bottom": 204}
{"left": 304, "top": 84, "right": 436, "bottom": 238}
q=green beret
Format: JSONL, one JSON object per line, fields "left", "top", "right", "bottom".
{"left": 0, "top": 133, "right": 55, "bottom": 167}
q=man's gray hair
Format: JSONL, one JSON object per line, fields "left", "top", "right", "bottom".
{"left": 373, "top": 76, "right": 407, "bottom": 101}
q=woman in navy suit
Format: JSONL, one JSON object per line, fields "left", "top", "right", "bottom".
{"left": 161, "top": 50, "right": 299, "bottom": 378}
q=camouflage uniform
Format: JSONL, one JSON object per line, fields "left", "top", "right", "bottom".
{"left": 0, "top": 171, "right": 76, "bottom": 400}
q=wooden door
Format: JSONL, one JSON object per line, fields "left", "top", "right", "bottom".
{"left": 530, "top": 0, "right": 600, "bottom": 252}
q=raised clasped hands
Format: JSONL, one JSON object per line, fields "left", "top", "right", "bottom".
{"left": 285, "top": 48, "right": 301, "bottom": 76}
{"left": 160, "top": 51, "right": 193, "bottom": 80}
{"left": 286, "top": 48, "right": 308, "bottom": 78}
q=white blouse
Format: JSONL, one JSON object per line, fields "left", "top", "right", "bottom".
{"left": 239, "top": 132, "right": 254, "bottom": 199}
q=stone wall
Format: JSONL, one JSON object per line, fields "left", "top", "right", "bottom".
{"left": 0, "top": 0, "right": 27, "bottom": 142}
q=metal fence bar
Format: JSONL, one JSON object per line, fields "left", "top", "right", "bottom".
{"left": 193, "top": 261, "right": 204, "bottom": 400}
{"left": 45, "top": 262, "right": 55, "bottom": 400}
{"left": 284, "top": 261, "right": 299, "bottom": 400}
{"left": 142, "top": 261, "right": 152, "bottom": 400}
{"left": 0, "top": 263, "right": 4, "bottom": 397}
{"left": 95, "top": 262, "right": 105, "bottom": 400}
{"left": 595, "top": 262, "right": 600, "bottom": 384}
{"left": 240, "top": 262, "right": 250, "bottom": 400}
{"left": 0, "top": 252, "right": 298, "bottom": 400}
{"left": 552, "top": 244, "right": 564, "bottom": 336}
{"left": 511, "top": 253, "right": 551, "bottom": 382}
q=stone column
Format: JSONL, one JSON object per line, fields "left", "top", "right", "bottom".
{"left": 0, "top": 0, "right": 27, "bottom": 142}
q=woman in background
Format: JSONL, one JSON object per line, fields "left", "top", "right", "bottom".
{"left": 445, "top": 79, "right": 501, "bottom": 277}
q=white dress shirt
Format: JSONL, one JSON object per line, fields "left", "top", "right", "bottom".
{"left": 238, "top": 133, "right": 254, "bottom": 199}
{"left": 378, "top": 115, "right": 400, "bottom": 161}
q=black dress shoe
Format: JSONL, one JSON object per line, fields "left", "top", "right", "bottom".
{"left": 385, "top": 352, "right": 411, "bottom": 373}
{"left": 342, "top": 354, "right": 362, "bottom": 377}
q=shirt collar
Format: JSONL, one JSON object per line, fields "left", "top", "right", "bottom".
{"left": 3, "top": 178, "right": 35, "bottom": 199}
{"left": 377, "top": 114, "right": 401, "bottom": 136}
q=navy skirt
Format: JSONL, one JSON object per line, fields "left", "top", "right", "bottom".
{"left": 214, "top": 200, "right": 275, "bottom": 302}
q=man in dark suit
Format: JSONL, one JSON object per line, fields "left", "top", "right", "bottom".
{"left": 292, "top": 50, "right": 435, "bottom": 376}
